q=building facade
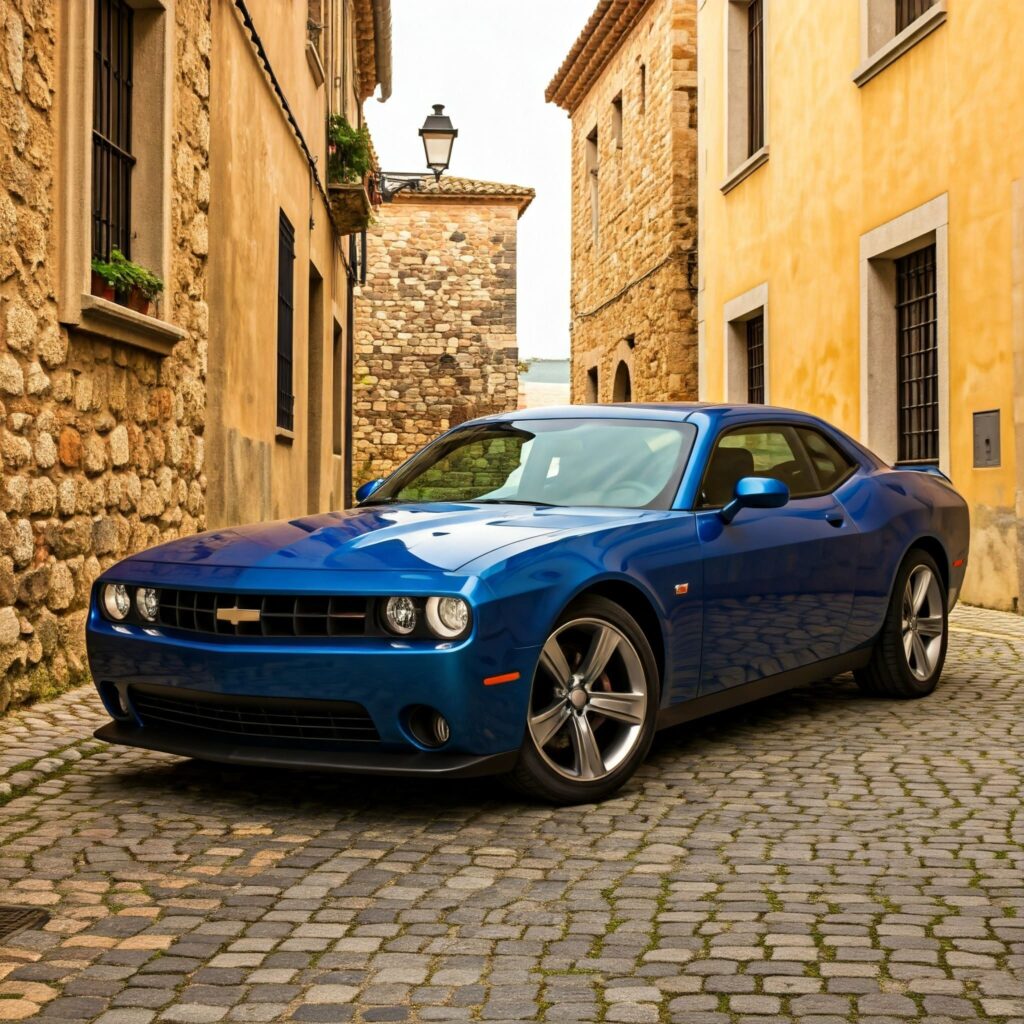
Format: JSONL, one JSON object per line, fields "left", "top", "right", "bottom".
{"left": 548, "top": 0, "right": 698, "bottom": 406}
{"left": 697, "top": 0, "right": 1024, "bottom": 610}
{"left": 351, "top": 177, "right": 532, "bottom": 487}
{"left": 0, "top": 0, "right": 389, "bottom": 714}
{"left": 207, "top": 0, "right": 390, "bottom": 526}
{"left": 1, "top": 0, "right": 211, "bottom": 712}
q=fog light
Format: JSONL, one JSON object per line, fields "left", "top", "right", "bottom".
{"left": 384, "top": 596, "right": 417, "bottom": 635}
{"left": 431, "top": 713, "right": 450, "bottom": 745}
{"left": 136, "top": 587, "right": 159, "bottom": 622}
{"left": 407, "top": 706, "right": 451, "bottom": 749}
{"left": 102, "top": 584, "right": 130, "bottom": 621}
{"left": 425, "top": 596, "right": 469, "bottom": 639}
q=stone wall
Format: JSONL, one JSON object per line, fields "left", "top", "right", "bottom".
{"left": 553, "top": 0, "right": 698, "bottom": 405}
{"left": 0, "top": 0, "right": 210, "bottom": 714}
{"left": 352, "top": 182, "right": 532, "bottom": 487}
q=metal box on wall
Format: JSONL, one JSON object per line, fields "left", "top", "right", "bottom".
{"left": 973, "top": 410, "right": 1001, "bottom": 468}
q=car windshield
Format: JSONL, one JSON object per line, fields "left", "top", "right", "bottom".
{"left": 364, "top": 418, "right": 697, "bottom": 510}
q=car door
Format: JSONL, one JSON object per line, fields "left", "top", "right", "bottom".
{"left": 696, "top": 423, "right": 861, "bottom": 693}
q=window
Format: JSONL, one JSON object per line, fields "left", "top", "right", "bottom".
{"left": 586, "top": 127, "right": 599, "bottom": 244}
{"left": 860, "top": 195, "right": 948, "bottom": 470}
{"left": 895, "top": 245, "right": 938, "bottom": 464}
{"left": 854, "top": 0, "right": 946, "bottom": 87}
{"left": 612, "top": 361, "right": 632, "bottom": 403}
{"left": 332, "top": 320, "right": 344, "bottom": 455}
{"left": 307, "top": 264, "right": 324, "bottom": 509}
{"left": 276, "top": 211, "right": 296, "bottom": 432}
{"left": 585, "top": 366, "right": 599, "bottom": 403}
{"left": 638, "top": 64, "right": 646, "bottom": 115}
{"left": 724, "top": 283, "right": 768, "bottom": 403}
{"left": 747, "top": 0, "right": 764, "bottom": 157}
{"left": 699, "top": 426, "right": 821, "bottom": 507}
{"left": 611, "top": 93, "right": 623, "bottom": 149}
{"left": 746, "top": 315, "right": 764, "bottom": 404}
{"left": 723, "top": 0, "right": 769, "bottom": 190}
{"left": 896, "top": 0, "right": 936, "bottom": 34}
{"left": 796, "top": 428, "right": 856, "bottom": 490}
{"left": 92, "top": 0, "right": 135, "bottom": 260}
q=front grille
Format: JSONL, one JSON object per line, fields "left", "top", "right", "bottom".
{"left": 157, "top": 590, "right": 369, "bottom": 638}
{"left": 130, "top": 686, "right": 379, "bottom": 744}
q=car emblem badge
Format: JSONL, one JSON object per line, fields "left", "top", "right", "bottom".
{"left": 216, "top": 606, "right": 261, "bottom": 626}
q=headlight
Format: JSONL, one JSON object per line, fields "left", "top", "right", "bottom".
{"left": 102, "top": 584, "right": 130, "bottom": 621}
{"left": 135, "top": 587, "right": 159, "bottom": 622}
{"left": 384, "top": 596, "right": 418, "bottom": 635}
{"left": 425, "top": 596, "right": 470, "bottom": 639}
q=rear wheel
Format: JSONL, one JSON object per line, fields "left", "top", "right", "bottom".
{"left": 855, "top": 550, "right": 947, "bottom": 698}
{"left": 509, "top": 596, "right": 659, "bottom": 804}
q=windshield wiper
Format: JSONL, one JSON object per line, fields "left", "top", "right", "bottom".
{"left": 358, "top": 496, "right": 407, "bottom": 507}
{"left": 470, "top": 498, "right": 560, "bottom": 507}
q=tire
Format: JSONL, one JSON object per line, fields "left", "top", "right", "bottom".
{"left": 508, "top": 595, "right": 659, "bottom": 804}
{"left": 855, "top": 549, "right": 948, "bottom": 699}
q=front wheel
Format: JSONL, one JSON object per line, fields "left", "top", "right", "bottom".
{"left": 855, "top": 549, "right": 948, "bottom": 698}
{"left": 509, "top": 595, "right": 659, "bottom": 804}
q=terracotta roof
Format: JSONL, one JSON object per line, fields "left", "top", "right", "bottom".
{"left": 546, "top": 0, "right": 653, "bottom": 113}
{"left": 354, "top": 0, "right": 392, "bottom": 101}
{"left": 397, "top": 176, "right": 535, "bottom": 216}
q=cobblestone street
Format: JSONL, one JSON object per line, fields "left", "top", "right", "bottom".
{"left": 0, "top": 605, "right": 1021, "bottom": 1024}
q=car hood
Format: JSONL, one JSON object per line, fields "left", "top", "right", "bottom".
{"left": 122, "top": 503, "right": 655, "bottom": 574}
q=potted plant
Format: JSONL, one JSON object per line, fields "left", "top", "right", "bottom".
{"left": 326, "top": 114, "right": 373, "bottom": 234}
{"left": 90, "top": 249, "right": 164, "bottom": 315}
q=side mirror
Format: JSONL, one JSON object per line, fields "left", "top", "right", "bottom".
{"left": 720, "top": 476, "right": 789, "bottom": 524}
{"left": 355, "top": 478, "right": 386, "bottom": 503}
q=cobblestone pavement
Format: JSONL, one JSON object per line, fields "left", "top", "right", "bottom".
{"left": 0, "top": 605, "right": 1021, "bottom": 1023}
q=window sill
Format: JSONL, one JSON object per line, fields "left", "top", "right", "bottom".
{"left": 275, "top": 427, "right": 295, "bottom": 445}
{"left": 852, "top": 1, "right": 947, "bottom": 87}
{"left": 305, "top": 40, "right": 325, "bottom": 87}
{"left": 720, "top": 145, "right": 769, "bottom": 195}
{"left": 71, "top": 294, "right": 186, "bottom": 356}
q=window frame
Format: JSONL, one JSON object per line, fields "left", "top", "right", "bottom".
{"left": 695, "top": 421, "right": 859, "bottom": 510}
{"left": 853, "top": 0, "right": 947, "bottom": 88}
{"left": 276, "top": 210, "right": 297, "bottom": 434}
{"left": 58, "top": 0, "right": 182, "bottom": 353}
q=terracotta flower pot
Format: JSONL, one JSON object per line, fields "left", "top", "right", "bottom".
{"left": 91, "top": 270, "right": 116, "bottom": 303}
{"left": 125, "top": 286, "right": 152, "bottom": 316}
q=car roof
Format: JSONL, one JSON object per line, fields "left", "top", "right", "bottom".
{"left": 473, "top": 402, "right": 824, "bottom": 425}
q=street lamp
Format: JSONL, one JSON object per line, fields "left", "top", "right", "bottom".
{"left": 419, "top": 105, "right": 458, "bottom": 180}
{"left": 377, "top": 105, "right": 458, "bottom": 202}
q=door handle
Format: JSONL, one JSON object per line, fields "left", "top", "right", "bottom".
{"left": 825, "top": 511, "right": 845, "bottom": 528}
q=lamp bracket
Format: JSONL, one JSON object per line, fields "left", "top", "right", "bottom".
{"left": 376, "top": 172, "right": 432, "bottom": 203}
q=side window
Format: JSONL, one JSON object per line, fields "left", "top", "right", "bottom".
{"left": 797, "top": 428, "right": 856, "bottom": 491}
{"left": 700, "top": 426, "right": 816, "bottom": 507}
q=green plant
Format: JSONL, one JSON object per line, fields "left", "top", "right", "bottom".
{"left": 327, "top": 115, "right": 372, "bottom": 184}
{"left": 91, "top": 249, "right": 164, "bottom": 301}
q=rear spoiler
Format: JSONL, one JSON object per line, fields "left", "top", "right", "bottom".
{"left": 895, "top": 463, "right": 952, "bottom": 484}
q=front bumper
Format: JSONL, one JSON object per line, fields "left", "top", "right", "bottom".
{"left": 86, "top": 603, "right": 537, "bottom": 773}
{"left": 94, "top": 720, "right": 518, "bottom": 777}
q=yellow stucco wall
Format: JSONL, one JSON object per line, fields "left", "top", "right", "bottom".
{"left": 697, "top": 0, "right": 1024, "bottom": 609}
{"left": 207, "top": 0, "right": 362, "bottom": 527}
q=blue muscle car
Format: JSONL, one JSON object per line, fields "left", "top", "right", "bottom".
{"left": 86, "top": 404, "right": 969, "bottom": 803}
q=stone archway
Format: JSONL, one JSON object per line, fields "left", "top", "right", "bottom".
{"left": 612, "top": 360, "right": 632, "bottom": 403}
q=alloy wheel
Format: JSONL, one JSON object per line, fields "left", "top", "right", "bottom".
{"left": 528, "top": 617, "right": 648, "bottom": 782}
{"left": 901, "top": 565, "right": 944, "bottom": 681}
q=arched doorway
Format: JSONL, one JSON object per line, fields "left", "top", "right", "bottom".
{"left": 612, "top": 360, "right": 632, "bottom": 403}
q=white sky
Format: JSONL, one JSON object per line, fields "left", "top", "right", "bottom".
{"left": 366, "top": 0, "right": 597, "bottom": 360}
